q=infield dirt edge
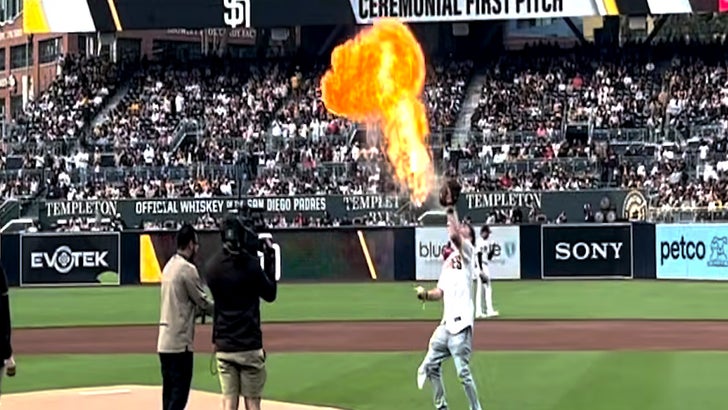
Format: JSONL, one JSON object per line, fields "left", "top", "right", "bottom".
{"left": 14, "top": 320, "right": 728, "bottom": 354}
{"left": 1, "top": 385, "right": 343, "bottom": 409}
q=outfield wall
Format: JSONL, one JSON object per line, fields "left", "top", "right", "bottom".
{"left": 2, "top": 223, "right": 727, "bottom": 287}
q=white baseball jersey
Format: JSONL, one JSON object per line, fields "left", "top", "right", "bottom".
{"left": 437, "top": 240, "right": 475, "bottom": 334}
{"left": 472, "top": 238, "right": 495, "bottom": 276}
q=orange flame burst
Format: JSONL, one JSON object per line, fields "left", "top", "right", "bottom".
{"left": 321, "top": 18, "right": 434, "bottom": 205}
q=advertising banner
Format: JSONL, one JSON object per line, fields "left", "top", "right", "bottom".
{"left": 41, "top": 189, "right": 644, "bottom": 228}
{"left": 655, "top": 224, "right": 728, "bottom": 280}
{"left": 352, "top": 0, "right": 604, "bottom": 24}
{"left": 457, "top": 189, "right": 646, "bottom": 225}
{"left": 541, "top": 224, "right": 633, "bottom": 279}
{"left": 721, "top": 0, "right": 728, "bottom": 12}
{"left": 20, "top": 233, "right": 121, "bottom": 287}
{"left": 139, "top": 232, "right": 280, "bottom": 283}
{"left": 21, "top": 0, "right": 707, "bottom": 33}
{"left": 41, "top": 194, "right": 407, "bottom": 229}
{"left": 140, "top": 229, "right": 396, "bottom": 283}
{"left": 414, "top": 226, "right": 520, "bottom": 280}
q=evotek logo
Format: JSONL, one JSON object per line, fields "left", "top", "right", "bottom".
{"left": 30, "top": 246, "right": 109, "bottom": 274}
{"left": 660, "top": 235, "right": 728, "bottom": 267}
{"left": 554, "top": 242, "right": 624, "bottom": 261}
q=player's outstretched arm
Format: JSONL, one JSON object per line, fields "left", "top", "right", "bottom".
{"left": 446, "top": 207, "right": 462, "bottom": 250}
{"left": 439, "top": 177, "right": 463, "bottom": 250}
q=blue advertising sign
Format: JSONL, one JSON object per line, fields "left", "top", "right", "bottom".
{"left": 656, "top": 224, "right": 728, "bottom": 280}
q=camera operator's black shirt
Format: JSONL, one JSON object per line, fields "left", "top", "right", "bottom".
{"left": 205, "top": 250, "right": 277, "bottom": 352}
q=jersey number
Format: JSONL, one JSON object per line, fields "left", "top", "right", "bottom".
{"left": 451, "top": 256, "right": 463, "bottom": 270}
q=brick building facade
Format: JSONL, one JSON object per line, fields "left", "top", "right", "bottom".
{"left": 0, "top": 12, "right": 256, "bottom": 121}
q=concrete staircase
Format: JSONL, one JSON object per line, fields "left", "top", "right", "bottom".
{"left": 452, "top": 73, "right": 486, "bottom": 148}
{"left": 90, "top": 82, "right": 131, "bottom": 128}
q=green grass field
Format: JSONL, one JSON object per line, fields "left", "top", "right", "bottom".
{"left": 8, "top": 352, "right": 728, "bottom": 409}
{"left": 7, "top": 281, "right": 728, "bottom": 409}
{"left": 11, "top": 281, "right": 728, "bottom": 328}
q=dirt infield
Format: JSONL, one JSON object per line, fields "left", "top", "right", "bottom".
{"left": 13, "top": 320, "right": 728, "bottom": 354}
{"left": 2, "top": 385, "right": 342, "bottom": 410}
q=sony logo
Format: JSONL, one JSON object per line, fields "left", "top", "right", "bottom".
{"left": 555, "top": 242, "right": 624, "bottom": 261}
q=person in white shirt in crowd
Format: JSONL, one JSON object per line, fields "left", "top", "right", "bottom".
{"left": 414, "top": 181, "right": 483, "bottom": 410}
{"left": 474, "top": 225, "right": 499, "bottom": 319}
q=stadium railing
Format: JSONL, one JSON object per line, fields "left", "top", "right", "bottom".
{"left": 458, "top": 156, "right": 600, "bottom": 177}
{"left": 648, "top": 206, "right": 728, "bottom": 223}
{"left": 591, "top": 127, "right": 659, "bottom": 143}
{"left": 689, "top": 124, "right": 726, "bottom": 140}
{"left": 62, "top": 164, "right": 244, "bottom": 185}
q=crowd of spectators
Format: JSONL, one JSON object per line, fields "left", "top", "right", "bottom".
{"left": 268, "top": 65, "right": 355, "bottom": 141}
{"left": 89, "top": 60, "right": 292, "bottom": 149}
{"left": 13, "top": 55, "right": 119, "bottom": 146}
{"left": 10, "top": 56, "right": 475, "bottom": 203}
{"left": 4, "top": 38, "right": 728, "bottom": 226}
{"left": 470, "top": 43, "right": 667, "bottom": 139}
{"left": 425, "top": 61, "right": 474, "bottom": 131}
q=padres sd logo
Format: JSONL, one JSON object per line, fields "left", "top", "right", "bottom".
{"left": 623, "top": 190, "right": 647, "bottom": 221}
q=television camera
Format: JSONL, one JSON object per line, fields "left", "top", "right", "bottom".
{"left": 221, "top": 206, "right": 281, "bottom": 281}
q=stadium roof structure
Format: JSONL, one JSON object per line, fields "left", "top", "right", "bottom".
{"left": 22, "top": 0, "right": 724, "bottom": 34}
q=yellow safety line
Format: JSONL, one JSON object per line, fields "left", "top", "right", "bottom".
{"left": 357, "top": 230, "right": 378, "bottom": 280}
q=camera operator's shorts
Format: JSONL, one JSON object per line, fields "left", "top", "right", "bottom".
{"left": 216, "top": 349, "right": 266, "bottom": 398}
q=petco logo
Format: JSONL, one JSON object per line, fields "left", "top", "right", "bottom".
{"left": 709, "top": 236, "right": 728, "bottom": 267}
{"left": 659, "top": 236, "right": 728, "bottom": 267}
{"left": 30, "top": 246, "right": 109, "bottom": 274}
{"left": 655, "top": 224, "right": 728, "bottom": 280}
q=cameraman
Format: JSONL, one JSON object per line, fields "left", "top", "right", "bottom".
{"left": 206, "top": 216, "right": 277, "bottom": 410}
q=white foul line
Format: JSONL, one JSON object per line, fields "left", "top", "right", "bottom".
{"left": 78, "top": 389, "right": 132, "bottom": 396}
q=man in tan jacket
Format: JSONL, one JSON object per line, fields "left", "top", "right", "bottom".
{"left": 157, "top": 224, "right": 214, "bottom": 410}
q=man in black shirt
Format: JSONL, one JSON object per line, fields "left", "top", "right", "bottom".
{"left": 0, "top": 263, "right": 16, "bottom": 397}
{"left": 206, "top": 217, "right": 277, "bottom": 410}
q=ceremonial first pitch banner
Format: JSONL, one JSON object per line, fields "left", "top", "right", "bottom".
{"left": 22, "top": 0, "right": 709, "bottom": 33}
{"left": 414, "top": 226, "right": 520, "bottom": 280}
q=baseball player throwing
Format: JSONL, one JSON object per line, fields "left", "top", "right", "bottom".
{"left": 475, "top": 225, "right": 499, "bottom": 319}
{"left": 415, "top": 178, "right": 483, "bottom": 410}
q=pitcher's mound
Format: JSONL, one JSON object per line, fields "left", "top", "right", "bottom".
{"left": 2, "top": 385, "right": 343, "bottom": 409}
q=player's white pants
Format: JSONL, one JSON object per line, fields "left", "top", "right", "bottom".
{"left": 475, "top": 267, "right": 495, "bottom": 316}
